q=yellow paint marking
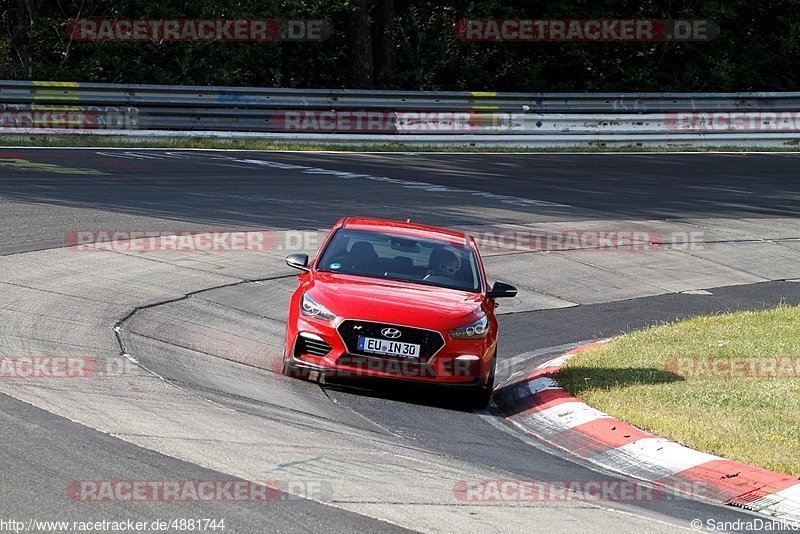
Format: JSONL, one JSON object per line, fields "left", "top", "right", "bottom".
{"left": 33, "top": 81, "right": 80, "bottom": 87}
{"left": 0, "top": 158, "right": 105, "bottom": 175}
{"left": 33, "top": 81, "right": 80, "bottom": 102}
{"left": 472, "top": 105, "right": 499, "bottom": 110}
{"left": 471, "top": 91, "right": 497, "bottom": 97}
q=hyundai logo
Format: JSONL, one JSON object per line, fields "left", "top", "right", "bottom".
{"left": 381, "top": 328, "right": 402, "bottom": 339}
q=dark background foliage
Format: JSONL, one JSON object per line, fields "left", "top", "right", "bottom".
{"left": 2, "top": 0, "right": 798, "bottom": 91}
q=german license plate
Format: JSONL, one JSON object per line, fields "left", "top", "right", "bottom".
{"left": 357, "top": 336, "right": 421, "bottom": 358}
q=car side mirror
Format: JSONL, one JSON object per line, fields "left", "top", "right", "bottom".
{"left": 286, "top": 253, "right": 310, "bottom": 272}
{"left": 488, "top": 281, "right": 517, "bottom": 298}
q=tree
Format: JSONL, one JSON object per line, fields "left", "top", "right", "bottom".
{"left": 349, "top": 0, "right": 373, "bottom": 87}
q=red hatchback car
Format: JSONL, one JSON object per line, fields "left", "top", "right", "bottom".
{"left": 282, "top": 217, "right": 517, "bottom": 407}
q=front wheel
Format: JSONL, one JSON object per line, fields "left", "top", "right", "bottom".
{"left": 465, "top": 353, "right": 496, "bottom": 409}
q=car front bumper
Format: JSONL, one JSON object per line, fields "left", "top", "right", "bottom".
{"left": 287, "top": 315, "right": 495, "bottom": 385}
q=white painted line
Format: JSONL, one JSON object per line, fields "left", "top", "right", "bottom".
{"left": 495, "top": 342, "right": 586, "bottom": 378}
{"left": 535, "top": 353, "right": 575, "bottom": 370}
{"left": 229, "top": 158, "right": 574, "bottom": 209}
{"left": 533, "top": 339, "right": 610, "bottom": 371}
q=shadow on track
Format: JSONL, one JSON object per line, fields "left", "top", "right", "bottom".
{"left": 320, "top": 376, "right": 481, "bottom": 412}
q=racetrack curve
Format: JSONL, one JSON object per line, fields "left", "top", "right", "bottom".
{"left": 2, "top": 149, "right": 800, "bottom": 533}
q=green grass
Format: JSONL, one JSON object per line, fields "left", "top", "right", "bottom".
{"left": 2, "top": 134, "right": 800, "bottom": 152}
{"left": 556, "top": 304, "right": 800, "bottom": 476}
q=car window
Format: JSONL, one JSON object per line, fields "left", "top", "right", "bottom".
{"left": 316, "top": 229, "right": 481, "bottom": 292}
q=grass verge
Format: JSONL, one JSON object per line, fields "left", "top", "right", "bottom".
{"left": 1, "top": 134, "right": 800, "bottom": 152}
{"left": 556, "top": 304, "right": 800, "bottom": 476}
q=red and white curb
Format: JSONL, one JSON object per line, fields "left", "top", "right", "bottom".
{"left": 493, "top": 341, "right": 800, "bottom": 525}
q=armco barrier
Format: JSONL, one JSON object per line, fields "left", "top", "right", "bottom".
{"left": 2, "top": 80, "right": 800, "bottom": 147}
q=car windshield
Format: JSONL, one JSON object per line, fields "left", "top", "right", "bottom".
{"left": 316, "top": 228, "right": 482, "bottom": 292}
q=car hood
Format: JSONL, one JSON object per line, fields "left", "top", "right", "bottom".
{"left": 307, "top": 272, "right": 484, "bottom": 327}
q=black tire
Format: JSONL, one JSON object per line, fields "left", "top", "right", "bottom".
{"left": 466, "top": 353, "right": 496, "bottom": 409}
{"left": 282, "top": 358, "right": 310, "bottom": 379}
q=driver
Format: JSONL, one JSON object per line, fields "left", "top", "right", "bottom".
{"left": 425, "top": 248, "right": 459, "bottom": 279}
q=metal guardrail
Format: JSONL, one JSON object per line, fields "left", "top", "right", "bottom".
{"left": 3, "top": 80, "right": 800, "bottom": 111}
{"left": 1, "top": 80, "right": 800, "bottom": 147}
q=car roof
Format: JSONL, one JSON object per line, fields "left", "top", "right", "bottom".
{"left": 340, "top": 217, "right": 469, "bottom": 246}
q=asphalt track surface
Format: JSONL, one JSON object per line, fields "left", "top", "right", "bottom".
{"left": 2, "top": 149, "right": 800, "bottom": 533}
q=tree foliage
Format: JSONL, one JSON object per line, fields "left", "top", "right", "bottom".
{"left": 1, "top": 0, "right": 798, "bottom": 91}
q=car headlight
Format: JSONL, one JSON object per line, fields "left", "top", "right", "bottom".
{"left": 301, "top": 293, "right": 337, "bottom": 322}
{"left": 450, "top": 315, "right": 489, "bottom": 339}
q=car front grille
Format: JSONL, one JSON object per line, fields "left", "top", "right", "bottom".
{"left": 336, "top": 320, "right": 445, "bottom": 362}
